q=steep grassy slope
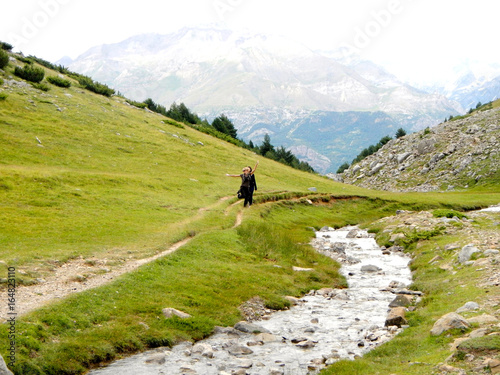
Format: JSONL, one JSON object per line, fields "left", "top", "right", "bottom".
{"left": 1, "top": 55, "right": 500, "bottom": 374}
{"left": 0, "top": 56, "right": 369, "bottom": 275}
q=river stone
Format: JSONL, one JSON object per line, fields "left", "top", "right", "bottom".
{"left": 389, "top": 294, "right": 412, "bottom": 308}
{"left": 162, "top": 307, "right": 191, "bottom": 319}
{"left": 228, "top": 344, "right": 254, "bottom": 356}
{"left": 361, "top": 265, "right": 382, "bottom": 273}
{"left": 144, "top": 353, "right": 166, "bottom": 364}
{"left": 296, "top": 340, "right": 316, "bottom": 348}
{"left": 191, "top": 343, "right": 214, "bottom": 358}
{"left": 234, "top": 321, "right": 270, "bottom": 334}
{"left": 385, "top": 307, "right": 407, "bottom": 327}
{"left": 255, "top": 333, "right": 278, "bottom": 342}
{"left": 430, "top": 312, "right": 470, "bottom": 336}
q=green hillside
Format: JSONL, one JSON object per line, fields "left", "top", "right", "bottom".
{"left": 1, "top": 52, "right": 499, "bottom": 374}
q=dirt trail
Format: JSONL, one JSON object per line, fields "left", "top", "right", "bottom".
{"left": 0, "top": 197, "right": 245, "bottom": 321}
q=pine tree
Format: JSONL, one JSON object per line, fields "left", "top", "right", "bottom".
{"left": 395, "top": 128, "right": 407, "bottom": 138}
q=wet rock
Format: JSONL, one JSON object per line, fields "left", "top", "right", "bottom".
{"left": 296, "top": 340, "right": 316, "bottom": 349}
{"left": 228, "top": 345, "right": 254, "bottom": 356}
{"left": 291, "top": 337, "right": 308, "bottom": 343}
{"left": 255, "top": 333, "right": 278, "bottom": 342}
{"left": 179, "top": 366, "right": 197, "bottom": 374}
{"left": 234, "top": 321, "right": 270, "bottom": 334}
{"left": 236, "top": 359, "right": 253, "bottom": 368}
{"left": 191, "top": 343, "right": 213, "bottom": 358}
{"left": 144, "top": 353, "right": 166, "bottom": 364}
{"left": 389, "top": 294, "right": 412, "bottom": 308}
{"left": 385, "top": 307, "right": 407, "bottom": 327}
{"left": 284, "top": 296, "right": 300, "bottom": 305}
{"left": 430, "top": 312, "right": 470, "bottom": 336}
{"left": 361, "top": 265, "right": 382, "bottom": 273}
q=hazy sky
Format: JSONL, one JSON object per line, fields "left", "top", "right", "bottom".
{"left": 2, "top": 0, "right": 499, "bottom": 85}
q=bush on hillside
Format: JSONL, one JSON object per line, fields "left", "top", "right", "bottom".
{"left": 395, "top": 127, "right": 407, "bottom": 138}
{"left": 76, "top": 75, "right": 115, "bottom": 97}
{"left": 31, "top": 82, "right": 50, "bottom": 91}
{"left": 0, "top": 92, "right": 7, "bottom": 101}
{"left": 14, "top": 64, "right": 45, "bottom": 83}
{"left": 337, "top": 162, "right": 350, "bottom": 174}
{"left": 47, "top": 76, "right": 71, "bottom": 88}
{"left": 432, "top": 209, "right": 468, "bottom": 220}
{"left": 0, "top": 42, "right": 13, "bottom": 51}
{"left": 126, "top": 99, "right": 147, "bottom": 109}
{"left": 0, "top": 49, "right": 9, "bottom": 69}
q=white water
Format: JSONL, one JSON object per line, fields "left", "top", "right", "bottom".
{"left": 88, "top": 226, "right": 412, "bottom": 375}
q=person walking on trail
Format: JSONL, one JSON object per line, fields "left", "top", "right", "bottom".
{"left": 247, "top": 165, "right": 257, "bottom": 206}
{"left": 226, "top": 161, "right": 259, "bottom": 207}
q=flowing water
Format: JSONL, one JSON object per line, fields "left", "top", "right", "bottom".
{"left": 88, "top": 226, "right": 413, "bottom": 375}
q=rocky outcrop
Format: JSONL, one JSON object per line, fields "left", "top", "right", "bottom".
{"left": 340, "top": 105, "right": 500, "bottom": 192}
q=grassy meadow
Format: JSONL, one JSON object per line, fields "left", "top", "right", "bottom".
{"left": 0, "top": 56, "right": 499, "bottom": 374}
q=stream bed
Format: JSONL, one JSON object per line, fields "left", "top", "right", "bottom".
{"left": 88, "top": 226, "right": 413, "bottom": 375}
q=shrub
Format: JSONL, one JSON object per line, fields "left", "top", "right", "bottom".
{"left": 31, "top": 82, "right": 50, "bottom": 91}
{"left": 0, "top": 41, "right": 13, "bottom": 51}
{"left": 76, "top": 75, "right": 114, "bottom": 97}
{"left": 14, "top": 64, "right": 45, "bottom": 83}
{"left": 47, "top": 75, "right": 71, "bottom": 88}
{"left": 126, "top": 99, "right": 147, "bottom": 109}
{"left": 432, "top": 209, "right": 468, "bottom": 220}
{"left": 337, "top": 162, "right": 350, "bottom": 174}
{"left": 0, "top": 92, "right": 7, "bottom": 101}
{"left": 0, "top": 49, "right": 9, "bottom": 69}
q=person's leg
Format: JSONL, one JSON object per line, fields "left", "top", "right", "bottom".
{"left": 243, "top": 187, "right": 251, "bottom": 207}
{"left": 248, "top": 187, "right": 254, "bottom": 205}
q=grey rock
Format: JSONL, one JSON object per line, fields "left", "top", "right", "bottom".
{"left": 228, "top": 345, "right": 254, "bottom": 356}
{"left": 456, "top": 301, "right": 480, "bottom": 313}
{"left": 458, "top": 244, "right": 481, "bottom": 264}
{"left": 389, "top": 294, "right": 412, "bottom": 308}
{"left": 0, "top": 354, "right": 13, "bottom": 375}
{"left": 234, "top": 321, "right": 270, "bottom": 334}
{"left": 361, "top": 265, "right": 382, "bottom": 273}
{"left": 385, "top": 307, "right": 407, "bottom": 327}
{"left": 162, "top": 307, "right": 191, "bottom": 319}
{"left": 397, "top": 152, "right": 412, "bottom": 164}
{"left": 430, "top": 312, "right": 470, "bottom": 336}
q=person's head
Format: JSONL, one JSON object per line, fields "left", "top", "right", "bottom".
{"left": 242, "top": 167, "right": 250, "bottom": 174}
{"left": 247, "top": 166, "right": 253, "bottom": 172}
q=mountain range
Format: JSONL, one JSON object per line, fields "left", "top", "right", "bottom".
{"left": 64, "top": 27, "right": 498, "bottom": 173}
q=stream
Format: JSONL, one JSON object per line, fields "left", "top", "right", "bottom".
{"left": 88, "top": 226, "right": 413, "bottom": 375}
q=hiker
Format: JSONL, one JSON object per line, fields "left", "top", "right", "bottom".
{"left": 247, "top": 165, "right": 257, "bottom": 206}
{"left": 226, "top": 161, "right": 259, "bottom": 207}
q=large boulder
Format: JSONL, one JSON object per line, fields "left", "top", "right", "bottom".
{"left": 458, "top": 244, "right": 481, "bottom": 264}
{"left": 0, "top": 354, "right": 13, "bottom": 375}
{"left": 430, "top": 312, "right": 470, "bottom": 336}
{"left": 385, "top": 307, "right": 407, "bottom": 327}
